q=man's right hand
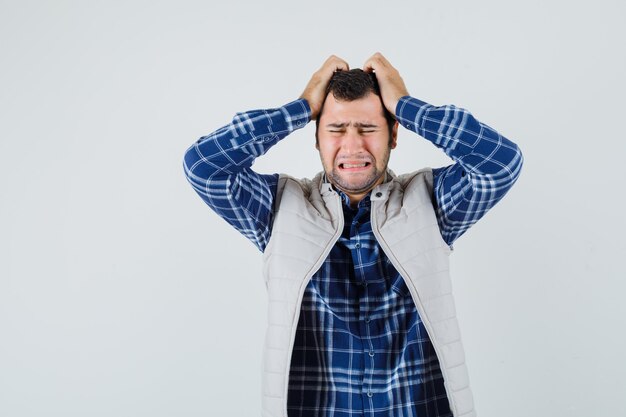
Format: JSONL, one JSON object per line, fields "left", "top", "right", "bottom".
{"left": 300, "top": 55, "right": 349, "bottom": 120}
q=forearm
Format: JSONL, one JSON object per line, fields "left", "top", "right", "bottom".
{"left": 184, "top": 99, "right": 311, "bottom": 185}
{"left": 396, "top": 96, "right": 522, "bottom": 175}
{"left": 395, "top": 96, "right": 523, "bottom": 244}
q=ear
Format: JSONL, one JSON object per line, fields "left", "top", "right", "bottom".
{"left": 390, "top": 121, "right": 399, "bottom": 149}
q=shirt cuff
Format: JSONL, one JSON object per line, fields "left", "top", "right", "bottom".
{"left": 395, "top": 95, "right": 431, "bottom": 134}
{"left": 281, "top": 98, "right": 312, "bottom": 132}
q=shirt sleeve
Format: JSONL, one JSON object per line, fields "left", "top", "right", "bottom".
{"left": 182, "top": 99, "right": 311, "bottom": 252}
{"left": 395, "top": 96, "right": 524, "bottom": 246}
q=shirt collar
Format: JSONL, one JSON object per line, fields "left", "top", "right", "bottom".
{"left": 318, "top": 169, "right": 396, "bottom": 209}
{"left": 337, "top": 189, "right": 372, "bottom": 210}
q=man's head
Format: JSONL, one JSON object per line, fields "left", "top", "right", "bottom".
{"left": 315, "top": 69, "right": 398, "bottom": 204}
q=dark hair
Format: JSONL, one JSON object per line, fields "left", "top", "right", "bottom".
{"left": 315, "top": 69, "right": 396, "bottom": 141}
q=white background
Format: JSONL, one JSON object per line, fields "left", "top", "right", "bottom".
{"left": 1, "top": 1, "right": 624, "bottom": 416}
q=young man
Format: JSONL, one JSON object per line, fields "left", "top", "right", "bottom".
{"left": 183, "top": 53, "right": 523, "bottom": 417}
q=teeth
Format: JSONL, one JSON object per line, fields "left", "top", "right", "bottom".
{"left": 343, "top": 163, "right": 367, "bottom": 168}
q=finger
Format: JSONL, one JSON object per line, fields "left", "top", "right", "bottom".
{"left": 362, "top": 56, "right": 376, "bottom": 72}
{"left": 323, "top": 55, "right": 348, "bottom": 68}
{"left": 328, "top": 56, "right": 349, "bottom": 72}
{"left": 334, "top": 62, "right": 349, "bottom": 72}
{"left": 363, "top": 52, "right": 390, "bottom": 73}
{"left": 363, "top": 52, "right": 380, "bottom": 71}
{"left": 318, "top": 62, "right": 348, "bottom": 85}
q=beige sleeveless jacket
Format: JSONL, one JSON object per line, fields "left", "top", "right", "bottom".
{"left": 261, "top": 168, "right": 476, "bottom": 417}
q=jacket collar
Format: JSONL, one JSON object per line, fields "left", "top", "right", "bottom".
{"left": 316, "top": 168, "right": 397, "bottom": 197}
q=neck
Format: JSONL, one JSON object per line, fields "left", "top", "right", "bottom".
{"left": 344, "top": 191, "right": 368, "bottom": 208}
{"left": 326, "top": 171, "right": 388, "bottom": 208}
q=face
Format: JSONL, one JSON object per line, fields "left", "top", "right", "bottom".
{"left": 316, "top": 92, "right": 398, "bottom": 203}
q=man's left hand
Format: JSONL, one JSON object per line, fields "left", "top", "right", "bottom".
{"left": 363, "top": 52, "right": 410, "bottom": 116}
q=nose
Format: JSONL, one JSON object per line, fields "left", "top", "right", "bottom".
{"left": 340, "top": 129, "right": 365, "bottom": 154}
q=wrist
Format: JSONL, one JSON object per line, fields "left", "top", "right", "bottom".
{"left": 299, "top": 96, "right": 318, "bottom": 119}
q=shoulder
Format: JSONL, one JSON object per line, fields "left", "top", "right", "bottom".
{"left": 390, "top": 168, "right": 434, "bottom": 193}
{"left": 377, "top": 168, "right": 436, "bottom": 214}
{"left": 274, "top": 172, "right": 324, "bottom": 204}
{"left": 272, "top": 172, "right": 340, "bottom": 226}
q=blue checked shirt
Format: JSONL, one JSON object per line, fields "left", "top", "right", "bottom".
{"left": 183, "top": 96, "right": 523, "bottom": 417}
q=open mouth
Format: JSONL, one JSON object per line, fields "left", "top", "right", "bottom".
{"left": 339, "top": 162, "right": 371, "bottom": 170}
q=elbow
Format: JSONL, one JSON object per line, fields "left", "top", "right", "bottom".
{"left": 182, "top": 143, "right": 198, "bottom": 182}
{"left": 496, "top": 142, "right": 523, "bottom": 191}
{"left": 494, "top": 132, "right": 524, "bottom": 185}
{"left": 471, "top": 140, "right": 524, "bottom": 190}
{"left": 510, "top": 142, "right": 524, "bottom": 183}
{"left": 182, "top": 138, "right": 230, "bottom": 189}
{"left": 182, "top": 141, "right": 216, "bottom": 188}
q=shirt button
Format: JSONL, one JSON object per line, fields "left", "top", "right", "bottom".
{"left": 367, "top": 391, "right": 373, "bottom": 398}
{"left": 369, "top": 350, "right": 375, "bottom": 357}
{"left": 355, "top": 243, "right": 361, "bottom": 249}
{"left": 365, "top": 317, "right": 371, "bottom": 323}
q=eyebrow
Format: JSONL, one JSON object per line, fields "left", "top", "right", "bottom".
{"left": 325, "top": 122, "right": 379, "bottom": 129}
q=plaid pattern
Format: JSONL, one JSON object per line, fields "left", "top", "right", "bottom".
{"left": 396, "top": 97, "right": 524, "bottom": 245}
{"left": 183, "top": 96, "right": 523, "bottom": 416}
{"left": 288, "top": 195, "right": 452, "bottom": 417}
